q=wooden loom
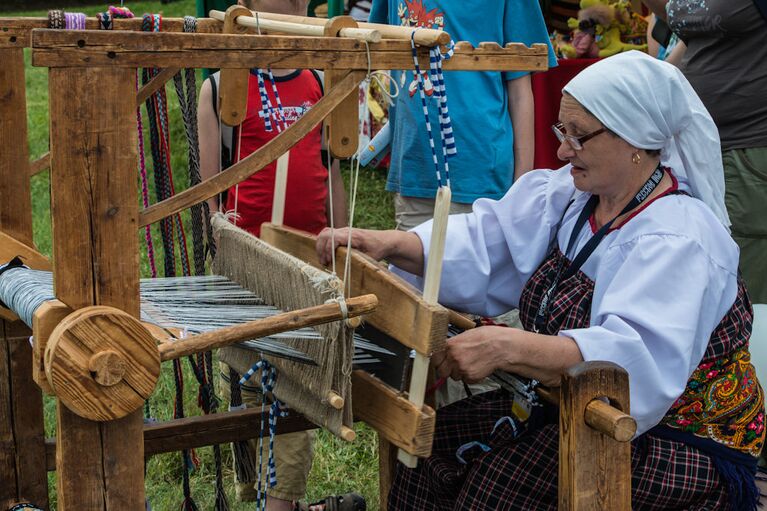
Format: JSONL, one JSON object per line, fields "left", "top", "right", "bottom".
{"left": 0, "top": 12, "right": 635, "bottom": 511}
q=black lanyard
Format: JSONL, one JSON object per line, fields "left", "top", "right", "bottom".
{"left": 533, "top": 165, "right": 665, "bottom": 333}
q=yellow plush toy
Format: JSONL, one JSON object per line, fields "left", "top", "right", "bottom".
{"left": 560, "top": 0, "right": 647, "bottom": 59}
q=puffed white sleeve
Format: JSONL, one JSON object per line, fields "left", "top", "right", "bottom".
{"left": 397, "top": 166, "right": 576, "bottom": 316}
{"left": 560, "top": 233, "right": 738, "bottom": 435}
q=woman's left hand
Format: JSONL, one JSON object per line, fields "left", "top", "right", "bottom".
{"left": 433, "top": 326, "right": 513, "bottom": 384}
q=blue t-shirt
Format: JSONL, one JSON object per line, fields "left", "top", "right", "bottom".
{"left": 369, "top": 0, "right": 556, "bottom": 203}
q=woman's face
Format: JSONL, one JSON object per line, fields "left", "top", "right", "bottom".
{"left": 557, "top": 94, "right": 635, "bottom": 196}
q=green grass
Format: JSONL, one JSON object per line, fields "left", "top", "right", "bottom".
{"left": 13, "top": 1, "right": 395, "bottom": 508}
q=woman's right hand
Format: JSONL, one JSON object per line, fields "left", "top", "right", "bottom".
{"left": 316, "top": 227, "right": 392, "bottom": 267}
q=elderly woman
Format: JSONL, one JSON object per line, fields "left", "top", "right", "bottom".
{"left": 317, "top": 52, "right": 764, "bottom": 510}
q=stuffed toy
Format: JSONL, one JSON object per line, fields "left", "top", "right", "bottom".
{"left": 560, "top": 0, "right": 647, "bottom": 59}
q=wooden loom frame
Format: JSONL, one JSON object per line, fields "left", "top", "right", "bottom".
{"left": 0, "top": 14, "right": 633, "bottom": 511}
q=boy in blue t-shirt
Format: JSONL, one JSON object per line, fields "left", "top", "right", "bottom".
{"left": 369, "top": 0, "right": 557, "bottom": 230}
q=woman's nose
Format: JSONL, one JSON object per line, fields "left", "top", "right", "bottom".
{"left": 557, "top": 139, "right": 575, "bottom": 161}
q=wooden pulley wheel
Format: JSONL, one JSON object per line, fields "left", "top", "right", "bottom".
{"left": 45, "top": 305, "right": 160, "bottom": 422}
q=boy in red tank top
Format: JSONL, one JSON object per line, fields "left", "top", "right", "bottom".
{"left": 198, "top": 2, "right": 354, "bottom": 510}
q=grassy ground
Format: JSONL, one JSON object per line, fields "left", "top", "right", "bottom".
{"left": 12, "top": 1, "right": 394, "bottom": 508}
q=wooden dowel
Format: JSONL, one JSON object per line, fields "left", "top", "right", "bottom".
{"left": 536, "top": 385, "right": 636, "bottom": 442}
{"left": 29, "top": 151, "right": 50, "bottom": 176}
{"left": 136, "top": 67, "right": 180, "bottom": 107}
{"left": 157, "top": 293, "right": 378, "bottom": 361}
{"left": 584, "top": 399, "right": 636, "bottom": 442}
{"left": 326, "top": 391, "right": 345, "bottom": 410}
{"left": 340, "top": 426, "right": 356, "bottom": 442}
{"left": 210, "top": 10, "right": 381, "bottom": 43}
{"left": 448, "top": 309, "right": 475, "bottom": 330}
{"left": 250, "top": 11, "right": 449, "bottom": 46}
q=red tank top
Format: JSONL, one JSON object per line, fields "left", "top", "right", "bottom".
{"left": 225, "top": 69, "right": 328, "bottom": 237}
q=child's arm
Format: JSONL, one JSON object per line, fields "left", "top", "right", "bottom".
{"left": 326, "top": 158, "right": 348, "bottom": 228}
{"left": 506, "top": 74, "right": 535, "bottom": 180}
{"left": 198, "top": 79, "right": 221, "bottom": 214}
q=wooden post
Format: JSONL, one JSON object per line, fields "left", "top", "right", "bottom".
{"left": 48, "top": 66, "right": 143, "bottom": 510}
{"left": 0, "top": 47, "right": 33, "bottom": 247}
{"left": 559, "top": 361, "right": 632, "bottom": 511}
{"left": 324, "top": 17, "right": 361, "bottom": 159}
{"left": 0, "top": 46, "right": 49, "bottom": 510}
{"left": 0, "top": 321, "right": 49, "bottom": 510}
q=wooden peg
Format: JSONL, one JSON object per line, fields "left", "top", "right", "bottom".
{"left": 270, "top": 152, "right": 290, "bottom": 225}
{"left": 340, "top": 426, "right": 356, "bottom": 442}
{"left": 326, "top": 390, "right": 345, "bottom": 410}
{"left": 324, "top": 16, "right": 361, "bottom": 159}
{"left": 219, "top": 5, "right": 253, "bottom": 127}
{"left": 88, "top": 350, "right": 126, "bottom": 387}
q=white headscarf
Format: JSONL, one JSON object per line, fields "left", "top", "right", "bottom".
{"left": 562, "top": 51, "right": 730, "bottom": 228}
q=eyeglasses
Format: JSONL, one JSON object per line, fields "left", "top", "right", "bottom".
{"left": 552, "top": 122, "right": 607, "bottom": 151}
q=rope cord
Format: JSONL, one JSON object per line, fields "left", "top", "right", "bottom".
{"left": 239, "top": 359, "right": 288, "bottom": 510}
{"left": 409, "top": 32, "right": 456, "bottom": 188}
{"left": 141, "top": 14, "right": 198, "bottom": 510}
{"left": 172, "top": 17, "right": 207, "bottom": 277}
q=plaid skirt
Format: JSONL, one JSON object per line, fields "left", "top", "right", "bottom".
{"left": 388, "top": 390, "right": 729, "bottom": 510}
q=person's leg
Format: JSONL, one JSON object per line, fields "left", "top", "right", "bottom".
{"left": 218, "top": 363, "right": 314, "bottom": 509}
{"left": 723, "top": 147, "right": 767, "bottom": 304}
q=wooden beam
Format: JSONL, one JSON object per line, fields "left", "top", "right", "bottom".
{"left": 0, "top": 231, "right": 51, "bottom": 271}
{"left": 260, "top": 223, "right": 449, "bottom": 355}
{"left": 135, "top": 67, "right": 181, "bottom": 108}
{"left": 0, "top": 48, "right": 33, "bottom": 247}
{"left": 157, "top": 294, "right": 378, "bottom": 361}
{"left": 139, "top": 70, "right": 366, "bottom": 227}
{"left": 49, "top": 65, "right": 143, "bottom": 510}
{"left": 0, "top": 17, "right": 225, "bottom": 48}
{"left": 28, "top": 152, "right": 50, "bottom": 176}
{"left": 44, "top": 407, "right": 318, "bottom": 471}
{"left": 351, "top": 369, "right": 434, "bottom": 457}
{"left": 31, "top": 30, "right": 550, "bottom": 72}
{"left": 559, "top": 361, "right": 632, "bottom": 511}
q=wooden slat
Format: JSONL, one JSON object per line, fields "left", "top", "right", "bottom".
{"left": 49, "top": 65, "right": 143, "bottom": 510}
{"left": 559, "top": 361, "right": 632, "bottom": 511}
{"left": 0, "top": 17, "right": 225, "bottom": 47}
{"left": 260, "top": 223, "right": 449, "bottom": 354}
{"left": 44, "top": 408, "right": 317, "bottom": 471}
{"left": 28, "top": 152, "right": 50, "bottom": 176}
{"left": 135, "top": 67, "right": 181, "bottom": 108}
{"left": 139, "top": 70, "right": 366, "bottom": 227}
{"left": 0, "top": 231, "right": 51, "bottom": 270}
{"left": 0, "top": 48, "right": 33, "bottom": 247}
{"left": 352, "top": 370, "right": 434, "bottom": 457}
{"left": 31, "top": 30, "right": 549, "bottom": 72}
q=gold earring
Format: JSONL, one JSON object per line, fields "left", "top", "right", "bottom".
{"left": 632, "top": 152, "right": 641, "bottom": 165}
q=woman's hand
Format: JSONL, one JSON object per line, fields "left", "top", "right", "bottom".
{"left": 433, "top": 326, "right": 510, "bottom": 384}
{"left": 316, "top": 228, "right": 426, "bottom": 275}
{"left": 433, "top": 327, "right": 584, "bottom": 387}
{"left": 316, "top": 227, "right": 391, "bottom": 266}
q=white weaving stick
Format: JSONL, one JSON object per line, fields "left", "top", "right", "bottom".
{"left": 398, "top": 185, "right": 451, "bottom": 468}
{"left": 270, "top": 152, "right": 290, "bottom": 225}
